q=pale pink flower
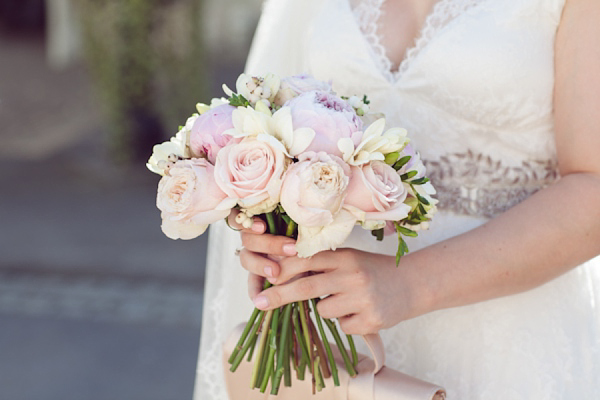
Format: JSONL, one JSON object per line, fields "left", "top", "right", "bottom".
{"left": 345, "top": 161, "right": 411, "bottom": 223}
{"left": 274, "top": 74, "right": 333, "bottom": 106}
{"left": 189, "top": 104, "right": 239, "bottom": 163}
{"left": 157, "top": 159, "right": 233, "bottom": 240}
{"left": 280, "top": 152, "right": 356, "bottom": 257}
{"left": 214, "top": 137, "right": 288, "bottom": 215}
{"left": 287, "top": 91, "right": 363, "bottom": 157}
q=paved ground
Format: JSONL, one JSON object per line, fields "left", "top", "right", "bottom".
{"left": 0, "top": 32, "right": 242, "bottom": 399}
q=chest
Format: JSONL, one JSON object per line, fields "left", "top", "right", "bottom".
{"left": 378, "top": 0, "right": 440, "bottom": 70}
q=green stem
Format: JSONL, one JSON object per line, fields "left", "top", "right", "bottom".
{"left": 271, "top": 303, "right": 293, "bottom": 395}
{"left": 311, "top": 299, "right": 339, "bottom": 386}
{"left": 265, "top": 212, "right": 277, "bottom": 235}
{"left": 347, "top": 334, "right": 358, "bottom": 369}
{"left": 284, "top": 324, "right": 292, "bottom": 387}
{"left": 324, "top": 318, "right": 357, "bottom": 377}
{"left": 250, "top": 309, "right": 273, "bottom": 388}
{"left": 297, "top": 301, "right": 314, "bottom": 374}
{"left": 308, "top": 316, "right": 331, "bottom": 379}
{"left": 230, "top": 310, "right": 265, "bottom": 372}
{"left": 285, "top": 220, "right": 297, "bottom": 237}
{"left": 292, "top": 306, "right": 310, "bottom": 365}
{"left": 260, "top": 308, "right": 280, "bottom": 392}
{"left": 246, "top": 331, "right": 258, "bottom": 362}
{"left": 228, "top": 307, "right": 261, "bottom": 364}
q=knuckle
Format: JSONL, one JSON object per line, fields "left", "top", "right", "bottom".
{"left": 297, "top": 278, "right": 316, "bottom": 297}
{"left": 353, "top": 268, "right": 371, "bottom": 287}
{"left": 316, "top": 301, "right": 331, "bottom": 319}
{"left": 269, "top": 288, "right": 283, "bottom": 308}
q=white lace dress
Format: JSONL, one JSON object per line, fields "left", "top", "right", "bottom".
{"left": 194, "top": 0, "right": 600, "bottom": 398}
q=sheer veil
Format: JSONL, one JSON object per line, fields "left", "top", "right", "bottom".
{"left": 192, "top": 1, "right": 323, "bottom": 399}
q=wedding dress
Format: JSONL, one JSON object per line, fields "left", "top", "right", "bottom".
{"left": 194, "top": 0, "right": 600, "bottom": 398}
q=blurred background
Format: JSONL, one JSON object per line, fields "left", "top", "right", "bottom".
{"left": 0, "top": 0, "right": 262, "bottom": 398}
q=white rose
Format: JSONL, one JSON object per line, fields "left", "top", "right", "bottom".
{"left": 280, "top": 152, "right": 356, "bottom": 257}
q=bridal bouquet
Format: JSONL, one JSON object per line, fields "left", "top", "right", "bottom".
{"left": 147, "top": 73, "right": 437, "bottom": 394}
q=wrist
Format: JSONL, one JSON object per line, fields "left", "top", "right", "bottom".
{"left": 393, "top": 251, "right": 439, "bottom": 321}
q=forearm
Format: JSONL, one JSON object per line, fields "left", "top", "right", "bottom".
{"left": 400, "top": 172, "right": 600, "bottom": 317}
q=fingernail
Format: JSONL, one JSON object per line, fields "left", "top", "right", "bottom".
{"left": 254, "top": 296, "right": 269, "bottom": 309}
{"left": 283, "top": 243, "right": 297, "bottom": 256}
{"left": 264, "top": 266, "right": 274, "bottom": 279}
{"left": 251, "top": 221, "right": 265, "bottom": 233}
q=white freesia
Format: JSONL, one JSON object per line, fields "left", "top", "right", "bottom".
{"left": 146, "top": 115, "right": 197, "bottom": 176}
{"left": 338, "top": 118, "right": 409, "bottom": 166}
{"left": 196, "top": 97, "right": 229, "bottom": 114}
{"left": 225, "top": 106, "right": 314, "bottom": 157}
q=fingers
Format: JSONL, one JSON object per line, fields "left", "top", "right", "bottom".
{"left": 252, "top": 272, "right": 342, "bottom": 311}
{"left": 241, "top": 232, "right": 297, "bottom": 257}
{"left": 227, "top": 210, "right": 266, "bottom": 234}
{"left": 248, "top": 273, "right": 264, "bottom": 300}
{"left": 239, "top": 248, "right": 280, "bottom": 283}
{"left": 315, "top": 294, "right": 359, "bottom": 320}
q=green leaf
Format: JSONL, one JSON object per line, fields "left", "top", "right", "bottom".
{"left": 410, "top": 177, "right": 430, "bottom": 185}
{"left": 371, "top": 228, "right": 384, "bottom": 241}
{"left": 229, "top": 93, "right": 249, "bottom": 107}
{"left": 416, "top": 192, "right": 430, "bottom": 206}
{"left": 396, "top": 225, "right": 418, "bottom": 237}
{"left": 393, "top": 155, "right": 411, "bottom": 170}
{"left": 400, "top": 170, "right": 418, "bottom": 181}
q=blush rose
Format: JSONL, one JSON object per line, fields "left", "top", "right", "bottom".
{"left": 214, "top": 137, "right": 288, "bottom": 215}
{"left": 157, "top": 158, "right": 232, "bottom": 240}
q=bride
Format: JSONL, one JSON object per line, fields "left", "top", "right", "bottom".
{"left": 194, "top": 0, "right": 600, "bottom": 398}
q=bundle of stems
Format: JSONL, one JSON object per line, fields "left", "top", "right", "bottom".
{"left": 228, "top": 211, "right": 359, "bottom": 395}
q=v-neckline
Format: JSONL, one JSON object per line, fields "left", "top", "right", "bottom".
{"left": 349, "top": 0, "right": 462, "bottom": 85}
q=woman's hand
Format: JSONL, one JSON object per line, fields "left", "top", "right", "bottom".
{"left": 232, "top": 220, "right": 431, "bottom": 335}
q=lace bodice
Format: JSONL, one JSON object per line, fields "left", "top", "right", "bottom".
{"left": 305, "top": 0, "right": 564, "bottom": 218}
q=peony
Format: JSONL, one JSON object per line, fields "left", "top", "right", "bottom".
{"left": 280, "top": 152, "right": 356, "bottom": 257}
{"left": 274, "top": 74, "right": 333, "bottom": 106}
{"left": 345, "top": 161, "right": 411, "bottom": 225}
{"left": 157, "top": 158, "right": 234, "bottom": 239}
{"left": 189, "top": 104, "right": 239, "bottom": 163}
{"left": 214, "top": 137, "right": 288, "bottom": 215}
{"left": 287, "top": 91, "right": 363, "bottom": 157}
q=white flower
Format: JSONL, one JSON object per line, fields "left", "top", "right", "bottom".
{"left": 347, "top": 95, "right": 370, "bottom": 116}
{"left": 338, "top": 118, "right": 409, "bottom": 166}
{"left": 225, "top": 106, "right": 314, "bottom": 157}
{"left": 280, "top": 152, "right": 356, "bottom": 258}
{"left": 196, "top": 97, "right": 229, "bottom": 114}
{"left": 147, "top": 115, "right": 198, "bottom": 176}
{"left": 296, "top": 210, "right": 357, "bottom": 258}
{"left": 223, "top": 73, "right": 281, "bottom": 106}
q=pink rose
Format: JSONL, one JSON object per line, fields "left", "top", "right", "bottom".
{"left": 287, "top": 91, "right": 363, "bottom": 157}
{"left": 280, "top": 152, "right": 356, "bottom": 257}
{"left": 189, "top": 104, "right": 239, "bottom": 163}
{"left": 157, "top": 158, "right": 233, "bottom": 240}
{"left": 214, "top": 138, "right": 288, "bottom": 215}
{"left": 345, "top": 161, "right": 411, "bottom": 222}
